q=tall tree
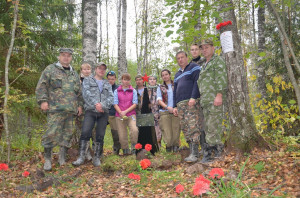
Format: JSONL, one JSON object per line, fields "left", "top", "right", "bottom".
{"left": 256, "top": 1, "right": 267, "bottom": 98}
{"left": 4, "top": 0, "right": 19, "bottom": 163}
{"left": 117, "top": 0, "right": 127, "bottom": 79}
{"left": 218, "top": 0, "right": 268, "bottom": 152}
{"left": 82, "top": 0, "right": 98, "bottom": 69}
{"left": 142, "top": 0, "right": 148, "bottom": 73}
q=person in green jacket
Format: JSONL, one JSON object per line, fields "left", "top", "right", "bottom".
{"left": 197, "top": 40, "right": 228, "bottom": 163}
{"left": 36, "top": 48, "right": 83, "bottom": 170}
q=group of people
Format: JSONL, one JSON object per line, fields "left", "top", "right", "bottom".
{"left": 35, "top": 38, "right": 228, "bottom": 171}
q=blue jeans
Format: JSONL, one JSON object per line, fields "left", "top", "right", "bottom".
{"left": 80, "top": 110, "right": 109, "bottom": 144}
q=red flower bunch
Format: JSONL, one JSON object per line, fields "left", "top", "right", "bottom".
{"left": 216, "top": 21, "right": 232, "bottom": 30}
{"left": 175, "top": 184, "right": 184, "bottom": 194}
{"left": 0, "top": 163, "right": 9, "bottom": 171}
{"left": 193, "top": 175, "right": 211, "bottom": 196}
{"left": 128, "top": 173, "right": 141, "bottom": 181}
{"left": 195, "top": 175, "right": 211, "bottom": 185}
{"left": 209, "top": 168, "right": 224, "bottom": 179}
{"left": 140, "top": 159, "right": 151, "bottom": 170}
{"left": 135, "top": 143, "right": 142, "bottom": 150}
{"left": 145, "top": 144, "right": 152, "bottom": 152}
{"left": 22, "top": 171, "right": 30, "bottom": 177}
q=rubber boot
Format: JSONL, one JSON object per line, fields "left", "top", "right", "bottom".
{"left": 200, "top": 143, "right": 213, "bottom": 163}
{"left": 184, "top": 142, "right": 199, "bottom": 163}
{"left": 58, "top": 146, "right": 68, "bottom": 166}
{"left": 166, "top": 146, "right": 172, "bottom": 152}
{"left": 131, "top": 143, "right": 136, "bottom": 155}
{"left": 111, "top": 129, "right": 121, "bottom": 155}
{"left": 123, "top": 148, "right": 130, "bottom": 155}
{"left": 199, "top": 130, "right": 206, "bottom": 156}
{"left": 72, "top": 140, "right": 88, "bottom": 166}
{"left": 173, "top": 146, "right": 179, "bottom": 153}
{"left": 214, "top": 144, "right": 224, "bottom": 158}
{"left": 93, "top": 142, "right": 103, "bottom": 167}
{"left": 43, "top": 147, "right": 52, "bottom": 171}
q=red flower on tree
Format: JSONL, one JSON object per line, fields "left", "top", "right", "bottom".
{"left": 142, "top": 73, "right": 149, "bottom": 83}
{"left": 22, "top": 171, "right": 30, "bottom": 177}
{"left": 145, "top": 144, "right": 152, "bottom": 152}
{"left": 175, "top": 184, "right": 184, "bottom": 194}
{"left": 140, "top": 159, "right": 151, "bottom": 170}
{"left": 209, "top": 168, "right": 224, "bottom": 179}
{"left": 0, "top": 163, "right": 9, "bottom": 171}
{"left": 128, "top": 173, "right": 141, "bottom": 181}
{"left": 193, "top": 180, "right": 210, "bottom": 196}
{"left": 216, "top": 21, "right": 232, "bottom": 30}
{"left": 135, "top": 143, "right": 142, "bottom": 150}
{"left": 195, "top": 175, "right": 211, "bottom": 185}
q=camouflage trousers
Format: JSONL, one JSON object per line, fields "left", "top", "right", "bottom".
{"left": 177, "top": 99, "right": 204, "bottom": 143}
{"left": 42, "top": 112, "right": 75, "bottom": 148}
{"left": 202, "top": 104, "right": 224, "bottom": 145}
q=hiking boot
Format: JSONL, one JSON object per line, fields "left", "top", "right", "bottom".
{"left": 200, "top": 143, "right": 213, "bottom": 163}
{"left": 166, "top": 146, "right": 173, "bottom": 152}
{"left": 123, "top": 148, "right": 130, "bottom": 155}
{"left": 72, "top": 140, "right": 89, "bottom": 166}
{"left": 184, "top": 142, "right": 199, "bottom": 163}
{"left": 44, "top": 147, "right": 52, "bottom": 171}
{"left": 58, "top": 146, "right": 68, "bottom": 166}
{"left": 214, "top": 144, "right": 224, "bottom": 158}
{"left": 199, "top": 130, "right": 206, "bottom": 156}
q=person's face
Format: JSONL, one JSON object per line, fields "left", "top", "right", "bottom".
{"left": 190, "top": 45, "right": 200, "bottom": 58}
{"left": 107, "top": 75, "right": 116, "bottom": 85}
{"left": 95, "top": 65, "right": 106, "bottom": 78}
{"left": 161, "top": 71, "right": 171, "bottom": 83}
{"left": 121, "top": 78, "right": 131, "bottom": 87}
{"left": 176, "top": 53, "right": 189, "bottom": 68}
{"left": 200, "top": 44, "right": 215, "bottom": 59}
{"left": 135, "top": 77, "right": 143, "bottom": 87}
{"left": 81, "top": 67, "right": 91, "bottom": 77}
{"left": 58, "top": 52, "right": 72, "bottom": 66}
{"left": 148, "top": 77, "right": 156, "bottom": 86}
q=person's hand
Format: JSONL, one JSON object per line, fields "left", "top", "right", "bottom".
{"left": 188, "top": 98, "right": 196, "bottom": 107}
{"left": 173, "top": 108, "right": 178, "bottom": 116}
{"left": 167, "top": 106, "right": 173, "bottom": 113}
{"left": 120, "top": 111, "right": 127, "bottom": 117}
{"left": 77, "top": 107, "right": 83, "bottom": 116}
{"left": 95, "top": 103, "right": 103, "bottom": 112}
{"left": 214, "top": 94, "right": 223, "bottom": 106}
{"left": 41, "top": 102, "right": 49, "bottom": 111}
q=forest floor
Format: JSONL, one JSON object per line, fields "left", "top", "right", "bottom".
{"left": 0, "top": 132, "right": 299, "bottom": 197}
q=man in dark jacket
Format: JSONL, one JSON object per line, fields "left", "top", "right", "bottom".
{"left": 106, "top": 71, "right": 121, "bottom": 155}
{"left": 173, "top": 51, "right": 203, "bottom": 163}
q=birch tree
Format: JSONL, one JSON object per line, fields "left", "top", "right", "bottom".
{"left": 82, "top": 0, "right": 98, "bottom": 69}
{"left": 217, "top": 0, "right": 268, "bottom": 152}
{"left": 4, "top": 0, "right": 19, "bottom": 163}
{"left": 117, "top": 0, "right": 127, "bottom": 80}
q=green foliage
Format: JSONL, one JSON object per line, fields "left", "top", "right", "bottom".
{"left": 253, "top": 161, "right": 265, "bottom": 174}
{"left": 252, "top": 75, "right": 299, "bottom": 137}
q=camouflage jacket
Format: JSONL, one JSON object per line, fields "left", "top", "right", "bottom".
{"left": 82, "top": 76, "right": 113, "bottom": 113}
{"left": 197, "top": 54, "right": 228, "bottom": 106}
{"left": 35, "top": 62, "right": 83, "bottom": 113}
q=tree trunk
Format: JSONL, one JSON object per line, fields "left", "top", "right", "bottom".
{"left": 99, "top": 0, "right": 103, "bottom": 61}
{"left": 106, "top": 0, "right": 109, "bottom": 65}
{"left": 264, "top": 0, "right": 300, "bottom": 75}
{"left": 134, "top": 0, "right": 142, "bottom": 75}
{"left": 4, "top": 0, "right": 19, "bottom": 163}
{"left": 256, "top": 0, "right": 267, "bottom": 99}
{"left": 82, "top": 0, "right": 98, "bottom": 69}
{"left": 218, "top": 0, "right": 268, "bottom": 152}
{"left": 117, "top": 0, "right": 121, "bottom": 81}
{"left": 118, "top": 0, "right": 127, "bottom": 77}
{"left": 193, "top": 0, "right": 201, "bottom": 43}
{"left": 142, "top": 0, "right": 148, "bottom": 73}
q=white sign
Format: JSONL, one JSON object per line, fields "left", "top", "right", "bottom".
{"left": 220, "top": 31, "right": 234, "bottom": 53}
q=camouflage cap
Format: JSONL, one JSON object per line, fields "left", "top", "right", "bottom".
{"left": 106, "top": 70, "right": 116, "bottom": 77}
{"left": 59, "top": 48, "right": 73, "bottom": 54}
{"left": 199, "top": 39, "right": 214, "bottom": 47}
{"left": 96, "top": 62, "right": 107, "bottom": 69}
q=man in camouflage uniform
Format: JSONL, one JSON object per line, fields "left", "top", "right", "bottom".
{"left": 197, "top": 39, "right": 228, "bottom": 163}
{"left": 36, "top": 48, "right": 83, "bottom": 171}
{"left": 173, "top": 51, "right": 202, "bottom": 163}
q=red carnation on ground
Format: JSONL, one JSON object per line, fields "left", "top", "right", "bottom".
{"left": 128, "top": 173, "right": 141, "bottom": 181}
{"left": 145, "top": 144, "right": 152, "bottom": 152}
{"left": 195, "top": 175, "right": 211, "bottom": 185}
{"left": 140, "top": 159, "right": 151, "bottom": 170}
{"left": 209, "top": 168, "right": 224, "bottom": 179}
{"left": 193, "top": 180, "right": 210, "bottom": 196}
{"left": 135, "top": 143, "right": 142, "bottom": 150}
{"left": 175, "top": 184, "right": 184, "bottom": 194}
{"left": 0, "top": 163, "right": 9, "bottom": 171}
{"left": 22, "top": 171, "right": 30, "bottom": 177}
